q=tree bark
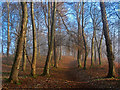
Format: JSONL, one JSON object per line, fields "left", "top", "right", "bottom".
{"left": 91, "top": 30, "right": 95, "bottom": 66}
{"left": 54, "top": 41, "right": 58, "bottom": 68}
{"left": 7, "top": 2, "right": 10, "bottom": 57}
{"left": 94, "top": 41, "right": 97, "bottom": 64}
{"left": 77, "top": 3, "right": 82, "bottom": 68}
{"left": 59, "top": 17, "right": 62, "bottom": 60}
{"left": 98, "top": 31, "right": 103, "bottom": 65}
{"left": 100, "top": 2, "right": 115, "bottom": 78}
{"left": 54, "top": 29, "right": 58, "bottom": 68}
{"left": 48, "top": 2, "right": 51, "bottom": 48}
{"left": 37, "top": 20, "right": 40, "bottom": 58}
{"left": 43, "top": 1, "right": 56, "bottom": 75}
{"left": 31, "top": 2, "right": 37, "bottom": 77}
{"left": 22, "top": 34, "right": 27, "bottom": 71}
{"left": 82, "top": 2, "right": 88, "bottom": 70}
{"left": 77, "top": 49, "right": 82, "bottom": 68}
{"left": 90, "top": 4, "right": 97, "bottom": 67}
{"left": 9, "top": 2, "right": 28, "bottom": 83}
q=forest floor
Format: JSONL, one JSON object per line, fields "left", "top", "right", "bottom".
{"left": 1, "top": 56, "right": 120, "bottom": 89}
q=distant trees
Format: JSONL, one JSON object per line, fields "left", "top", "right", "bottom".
{"left": 100, "top": 2, "right": 115, "bottom": 78}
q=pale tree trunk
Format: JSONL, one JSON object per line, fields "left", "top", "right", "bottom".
{"left": 59, "top": 17, "right": 62, "bottom": 60}
{"left": 31, "top": 2, "right": 37, "bottom": 77}
{"left": 91, "top": 30, "right": 96, "bottom": 66}
{"left": 77, "top": 2, "right": 82, "bottom": 68}
{"left": 95, "top": 31, "right": 103, "bottom": 65}
{"left": 7, "top": 2, "right": 10, "bottom": 57}
{"left": 43, "top": 1, "right": 56, "bottom": 75}
{"left": 90, "top": 5, "right": 96, "bottom": 66}
{"left": 54, "top": 29, "right": 58, "bottom": 68}
{"left": 37, "top": 21, "right": 40, "bottom": 58}
{"left": 9, "top": 2, "right": 28, "bottom": 83}
{"left": 98, "top": 31, "right": 103, "bottom": 65}
{"left": 22, "top": 34, "right": 26, "bottom": 71}
{"left": 77, "top": 49, "right": 82, "bottom": 68}
{"left": 48, "top": 2, "right": 54, "bottom": 66}
{"left": 100, "top": 2, "right": 115, "bottom": 78}
{"left": 54, "top": 41, "right": 58, "bottom": 68}
{"left": 82, "top": 2, "right": 88, "bottom": 70}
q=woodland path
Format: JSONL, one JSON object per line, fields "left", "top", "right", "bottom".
{"left": 2, "top": 56, "right": 120, "bottom": 89}
{"left": 56, "top": 56, "right": 90, "bottom": 82}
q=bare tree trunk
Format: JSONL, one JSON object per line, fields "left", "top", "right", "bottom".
{"left": 100, "top": 2, "right": 115, "bottom": 78}
{"left": 90, "top": 4, "right": 97, "bottom": 66}
{"left": 37, "top": 21, "right": 40, "bottom": 58}
{"left": 94, "top": 41, "right": 97, "bottom": 64}
{"left": 22, "top": 35, "right": 26, "bottom": 71}
{"left": 77, "top": 49, "right": 82, "bottom": 68}
{"left": 82, "top": 2, "right": 88, "bottom": 70}
{"left": 7, "top": 2, "right": 10, "bottom": 57}
{"left": 77, "top": 3, "right": 82, "bottom": 68}
{"left": 91, "top": 32, "right": 95, "bottom": 66}
{"left": 31, "top": 2, "right": 37, "bottom": 77}
{"left": 43, "top": 1, "right": 56, "bottom": 75}
{"left": 48, "top": 2, "right": 51, "bottom": 48}
{"left": 54, "top": 42, "right": 58, "bottom": 68}
{"left": 98, "top": 31, "right": 103, "bottom": 65}
{"left": 8, "top": 2, "right": 28, "bottom": 83}
{"left": 59, "top": 17, "right": 62, "bottom": 60}
{"left": 59, "top": 46, "right": 62, "bottom": 60}
{"left": 54, "top": 29, "right": 58, "bottom": 68}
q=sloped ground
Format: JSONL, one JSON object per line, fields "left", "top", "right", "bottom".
{"left": 2, "top": 56, "right": 120, "bottom": 89}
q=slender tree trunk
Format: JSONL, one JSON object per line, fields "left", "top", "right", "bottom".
{"left": 7, "top": 2, "right": 10, "bottom": 57}
{"left": 91, "top": 17, "right": 96, "bottom": 66}
{"left": 98, "top": 31, "right": 103, "bottom": 65}
{"left": 22, "top": 34, "right": 26, "bottom": 71}
{"left": 59, "top": 46, "right": 62, "bottom": 60}
{"left": 31, "top": 2, "right": 37, "bottom": 77}
{"left": 94, "top": 41, "right": 97, "bottom": 64}
{"left": 48, "top": 2, "right": 51, "bottom": 47}
{"left": 100, "top": 2, "right": 115, "bottom": 78}
{"left": 37, "top": 21, "right": 40, "bottom": 58}
{"left": 54, "top": 29, "right": 58, "bottom": 68}
{"left": 9, "top": 2, "right": 28, "bottom": 83}
{"left": 77, "top": 2, "right": 82, "bottom": 68}
{"left": 54, "top": 41, "right": 58, "bottom": 68}
{"left": 43, "top": 1, "right": 56, "bottom": 75}
{"left": 91, "top": 37, "right": 94, "bottom": 66}
{"left": 77, "top": 49, "right": 82, "bottom": 68}
{"left": 59, "top": 17, "right": 62, "bottom": 60}
{"left": 81, "top": 2, "right": 88, "bottom": 70}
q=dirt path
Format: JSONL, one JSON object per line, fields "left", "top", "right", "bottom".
{"left": 55, "top": 56, "right": 90, "bottom": 82}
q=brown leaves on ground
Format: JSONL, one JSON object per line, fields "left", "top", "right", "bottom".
{"left": 2, "top": 56, "right": 120, "bottom": 89}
